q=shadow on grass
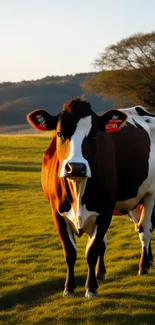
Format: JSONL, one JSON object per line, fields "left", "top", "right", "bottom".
{"left": 0, "top": 201, "right": 4, "bottom": 210}
{"left": 0, "top": 164, "right": 41, "bottom": 172}
{"left": 0, "top": 183, "right": 28, "bottom": 190}
{"left": 94, "top": 312, "right": 155, "bottom": 325}
{"left": 0, "top": 161, "right": 41, "bottom": 166}
{"left": 35, "top": 312, "right": 155, "bottom": 325}
{"left": 0, "top": 278, "right": 64, "bottom": 310}
{"left": 90, "top": 290, "right": 155, "bottom": 325}
{"left": 0, "top": 275, "right": 86, "bottom": 311}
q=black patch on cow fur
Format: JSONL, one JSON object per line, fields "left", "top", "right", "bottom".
{"left": 110, "top": 122, "right": 150, "bottom": 202}
{"left": 59, "top": 98, "right": 92, "bottom": 139}
{"left": 135, "top": 106, "right": 155, "bottom": 117}
{"left": 151, "top": 201, "right": 155, "bottom": 230}
{"left": 138, "top": 225, "right": 143, "bottom": 233}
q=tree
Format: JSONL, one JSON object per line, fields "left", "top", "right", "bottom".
{"left": 82, "top": 32, "right": 155, "bottom": 109}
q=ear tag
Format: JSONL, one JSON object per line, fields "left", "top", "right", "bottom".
{"left": 36, "top": 114, "right": 47, "bottom": 130}
{"left": 105, "top": 119, "right": 123, "bottom": 133}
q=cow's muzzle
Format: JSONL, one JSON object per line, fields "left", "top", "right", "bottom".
{"left": 65, "top": 162, "right": 86, "bottom": 178}
{"left": 76, "top": 228, "right": 84, "bottom": 237}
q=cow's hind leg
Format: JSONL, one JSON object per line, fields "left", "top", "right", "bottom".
{"left": 138, "top": 194, "right": 154, "bottom": 275}
{"left": 96, "top": 235, "right": 107, "bottom": 281}
{"left": 54, "top": 212, "right": 77, "bottom": 296}
{"left": 148, "top": 241, "right": 153, "bottom": 266}
{"left": 148, "top": 201, "right": 155, "bottom": 266}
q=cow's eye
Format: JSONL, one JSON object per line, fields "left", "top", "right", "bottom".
{"left": 57, "top": 132, "right": 63, "bottom": 138}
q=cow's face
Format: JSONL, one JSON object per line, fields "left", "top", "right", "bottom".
{"left": 27, "top": 98, "right": 127, "bottom": 181}
{"left": 56, "top": 100, "right": 95, "bottom": 179}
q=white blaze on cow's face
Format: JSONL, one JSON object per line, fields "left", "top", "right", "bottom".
{"left": 59, "top": 116, "right": 92, "bottom": 178}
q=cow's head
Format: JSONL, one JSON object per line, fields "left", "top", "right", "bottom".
{"left": 27, "top": 98, "right": 127, "bottom": 180}
{"left": 27, "top": 98, "right": 127, "bottom": 233}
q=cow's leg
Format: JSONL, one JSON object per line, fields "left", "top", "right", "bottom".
{"left": 53, "top": 212, "right": 77, "bottom": 296}
{"left": 138, "top": 194, "right": 154, "bottom": 275}
{"left": 85, "top": 213, "right": 112, "bottom": 298}
{"left": 96, "top": 234, "right": 107, "bottom": 281}
{"left": 148, "top": 241, "right": 153, "bottom": 266}
{"left": 148, "top": 201, "right": 155, "bottom": 266}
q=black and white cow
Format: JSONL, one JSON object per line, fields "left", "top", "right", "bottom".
{"left": 27, "top": 98, "right": 155, "bottom": 298}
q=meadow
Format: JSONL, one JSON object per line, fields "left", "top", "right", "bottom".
{"left": 0, "top": 135, "right": 155, "bottom": 325}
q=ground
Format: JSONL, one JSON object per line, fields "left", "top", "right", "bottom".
{"left": 0, "top": 135, "right": 155, "bottom": 325}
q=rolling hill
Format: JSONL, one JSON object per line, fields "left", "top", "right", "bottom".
{"left": 0, "top": 73, "right": 111, "bottom": 134}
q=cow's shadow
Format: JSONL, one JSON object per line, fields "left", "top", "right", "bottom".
{"left": 0, "top": 183, "right": 28, "bottom": 190}
{"left": 0, "top": 161, "right": 41, "bottom": 173}
{"left": 95, "top": 291, "right": 155, "bottom": 325}
{"left": 1, "top": 274, "right": 155, "bottom": 325}
{"left": 0, "top": 277, "right": 65, "bottom": 310}
{"left": 0, "top": 275, "right": 86, "bottom": 310}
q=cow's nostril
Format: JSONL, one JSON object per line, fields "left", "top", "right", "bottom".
{"left": 65, "top": 163, "right": 72, "bottom": 174}
{"left": 65, "top": 162, "right": 87, "bottom": 177}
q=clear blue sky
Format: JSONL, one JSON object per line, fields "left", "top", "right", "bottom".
{"left": 0, "top": 0, "right": 155, "bottom": 82}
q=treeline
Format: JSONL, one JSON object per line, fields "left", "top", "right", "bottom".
{"left": 0, "top": 73, "right": 111, "bottom": 133}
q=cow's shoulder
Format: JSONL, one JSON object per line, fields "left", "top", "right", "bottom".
{"left": 120, "top": 106, "right": 155, "bottom": 119}
{"left": 119, "top": 106, "right": 155, "bottom": 141}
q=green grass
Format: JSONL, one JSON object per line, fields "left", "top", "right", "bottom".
{"left": 0, "top": 135, "right": 155, "bottom": 325}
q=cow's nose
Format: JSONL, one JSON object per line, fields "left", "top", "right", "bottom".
{"left": 65, "top": 163, "right": 86, "bottom": 178}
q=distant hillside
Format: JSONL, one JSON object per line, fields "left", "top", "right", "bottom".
{"left": 0, "top": 73, "right": 112, "bottom": 134}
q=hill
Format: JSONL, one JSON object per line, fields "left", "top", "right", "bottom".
{"left": 0, "top": 73, "right": 111, "bottom": 134}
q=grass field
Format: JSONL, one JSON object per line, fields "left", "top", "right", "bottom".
{"left": 0, "top": 135, "right": 155, "bottom": 325}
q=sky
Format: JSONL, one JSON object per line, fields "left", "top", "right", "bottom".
{"left": 0, "top": 0, "right": 155, "bottom": 83}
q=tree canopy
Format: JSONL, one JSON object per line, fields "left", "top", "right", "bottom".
{"left": 82, "top": 32, "right": 155, "bottom": 109}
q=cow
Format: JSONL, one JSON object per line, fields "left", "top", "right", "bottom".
{"left": 27, "top": 98, "right": 155, "bottom": 298}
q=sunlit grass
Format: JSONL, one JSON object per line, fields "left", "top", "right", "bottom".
{"left": 0, "top": 135, "right": 155, "bottom": 325}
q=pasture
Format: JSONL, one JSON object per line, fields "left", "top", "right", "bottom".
{"left": 0, "top": 135, "right": 155, "bottom": 325}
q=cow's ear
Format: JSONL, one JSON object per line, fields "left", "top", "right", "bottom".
{"left": 27, "top": 109, "right": 59, "bottom": 131}
{"left": 98, "top": 109, "right": 128, "bottom": 133}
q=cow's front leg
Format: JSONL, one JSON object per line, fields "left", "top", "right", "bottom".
{"left": 53, "top": 212, "right": 77, "bottom": 296}
{"left": 85, "top": 226, "right": 99, "bottom": 298}
{"left": 138, "top": 194, "right": 154, "bottom": 275}
{"left": 85, "top": 214, "right": 112, "bottom": 298}
{"left": 63, "top": 223, "right": 77, "bottom": 297}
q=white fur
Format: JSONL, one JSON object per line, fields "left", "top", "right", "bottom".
{"left": 60, "top": 179, "right": 99, "bottom": 235}
{"left": 120, "top": 106, "right": 155, "bottom": 139}
{"left": 60, "top": 116, "right": 92, "bottom": 177}
{"left": 66, "top": 223, "right": 76, "bottom": 251}
{"left": 85, "top": 226, "right": 97, "bottom": 257}
{"left": 86, "top": 228, "right": 107, "bottom": 258}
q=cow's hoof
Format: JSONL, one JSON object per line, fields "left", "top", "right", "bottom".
{"left": 96, "top": 274, "right": 105, "bottom": 282}
{"left": 63, "top": 290, "right": 75, "bottom": 297}
{"left": 85, "top": 290, "right": 98, "bottom": 298}
{"left": 138, "top": 268, "right": 148, "bottom": 275}
{"left": 149, "top": 260, "right": 153, "bottom": 266}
